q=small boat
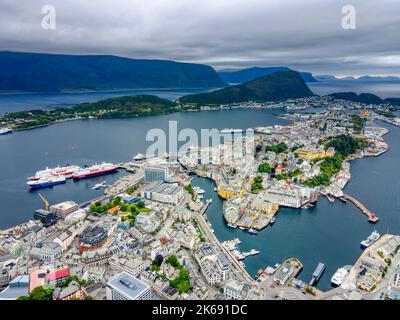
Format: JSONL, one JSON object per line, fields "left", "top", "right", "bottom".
{"left": 213, "top": 187, "right": 217, "bottom": 192}
{"left": 326, "top": 194, "right": 335, "bottom": 203}
{"left": 238, "top": 226, "right": 246, "bottom": 230}
{"left": 133, "top": 153, "right": 146, "bottom": 161}
{"left": 0, "top": 128, "right": 13, "bottom": 135}
{"left": 250, "top": 249, "right": 260, "bottom": 255}
{"left": 330, "top": 267, "right": 349, "bottom": 287}
{"left": 227, "top": 223, "right": 237, "bottom": 228}
{"left": 92, "top": 181, "right": 106, "bottom": 190}
{"left": 270, "top": 217, "right": 276, "bottom": 225}
{"left": 248, "top": 228, "right": 258, "bottom": 235}
{"left": 360, "top": 230, "right": 380, "bottom": 249}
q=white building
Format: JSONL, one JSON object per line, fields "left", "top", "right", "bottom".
{"left": 106, "top": 272, "right": 151, "bottom": 300}
{"left": 50, "top": 201, "right": 79, "bottom": 218}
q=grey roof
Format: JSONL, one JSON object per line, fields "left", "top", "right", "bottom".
{"left": 107, "top": 271, "right": 149, "bottom": 300}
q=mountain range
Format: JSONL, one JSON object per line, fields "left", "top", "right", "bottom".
{"left": 315, "top": 74, "right": 400, "bottom": 82}
{"left": 0, "top": 51, "right": 226, "bottom": 93}
{"left": 218, "top": 66, "right": 316, "bottom": 84}
{"left": 179, "top": 71, "right": 314, "bottom": 105}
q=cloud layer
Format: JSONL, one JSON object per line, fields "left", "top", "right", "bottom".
{"left": 1, "top": 0, "right": 399, "bottom": 76}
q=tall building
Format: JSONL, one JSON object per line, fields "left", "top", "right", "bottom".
{"left": 106, "top": 272, "right": 151, "bottom": 300}
{"left": 144, "top": 165, "right": 169, "bottom": 183}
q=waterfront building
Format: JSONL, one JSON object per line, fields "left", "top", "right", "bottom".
{"left": 106, "top": 271, "right": 151, "bottom": 300}
{"left": 33, "top": 209, "right": 56, "bottom": 227}
{"left": 376, "top": 235, "right": 400, "bottom": 258}
{"left": 50, "top": 201, "right": 79, "bottom": 219}
{"left": 264, "top": 185, "right": 313, "bottom": 208}
{"left": 391, "top": 266, "right": 400, "bottom": 288}
{"left": 274, "top": 262, "right": 295, "bottom": 285}
{"left": 141, "top": 181, "right": 183, "bottom": 205}
{"left": 144, "top": 165, "right": 169, "bottom": 183}
{"left": 224, "top": 279, "right": 250, "bottom": 300}
{"left": 217, "top": 183, "right": 244, "bottom": 199}
{"left": 250, "top": 198, "right": 278, "bottom": 214}
{"left": 64, "top": 208, "right": 87, "bottom": 225}
{"left": 195, "top": 244, "right": 230, "bottom": 286}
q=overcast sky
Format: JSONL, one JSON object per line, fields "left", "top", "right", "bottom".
{"left": 1, "top": 0, "right": 400, "bottom": 76}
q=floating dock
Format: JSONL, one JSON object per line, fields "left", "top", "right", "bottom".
{"left": 309, "top": 262, "right": 326, "bottom": 286}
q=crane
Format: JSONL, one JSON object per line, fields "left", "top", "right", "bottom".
{"left": 38, "top": 193, "right": 49, "bottom": 211}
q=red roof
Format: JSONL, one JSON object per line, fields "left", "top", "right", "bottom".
{"left": 46, "top": 267, "right": 70, "bottom": 282}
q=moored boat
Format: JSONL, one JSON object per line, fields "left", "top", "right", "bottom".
{"left": 0, "top": 128, "right": 12, "bottom": 135}
{"left": 27, "top": 176, "right": 66, "bottom": 189}
{"left": 330, "top": 267, "right": 349, "bottom": 287}
{"left": 72, "top": 163, "right": 117, "bottom": 180}
{"left": 360, "top": 230, "right": 380, "bottom": 249}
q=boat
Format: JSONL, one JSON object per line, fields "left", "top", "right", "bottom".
{"left": 29, "top": 165, "right": 81, "bottom": 180}
{"left": 249, "top": 249, "right": 260, "bottom": 255}
{"left": 92, "top": 181, "right": 107, "bottom": 190}
{"left": 72, "top": 163, "right": 117, "bottom": 180}
{"left": 326, "top": 194, "right": 335, "bottom": 203}
{"left": 309, "top": 262, "right": 326, "bottom": 286}
{"left": 27, "top": 176, "right": 66, "bottom": 189}
{"left": 213, "top": 187, "right": 217, "bottom": 192}
{"left": 0, "top": 128, "right": 12, "bottom": 135}
{"left": 133, "top": 153, "right": 146, "bottom": 161}
{"left": 248, "top": 228, "right": 258, "bottom": 235}
{"left": 270, "top": 216, "right": 276, "bottom": 225}
{"left": 360, "top": 230, "right": 380, "bottom": 249}
{"left": 227, "top": 223, "right": 237, "bottom": 228}
{"left": 330, "top": 267, "right": 349, "bottom": 287}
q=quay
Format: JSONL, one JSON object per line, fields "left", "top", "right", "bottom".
{"left": 195, "top": 212, "right": 255, "bottom": 285}
{"left": 342, "top": 193, "right": 380, "bottom": 223}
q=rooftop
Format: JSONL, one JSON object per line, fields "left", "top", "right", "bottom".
{"left": 107, "top": 271, "right": 149, "bottom": 300}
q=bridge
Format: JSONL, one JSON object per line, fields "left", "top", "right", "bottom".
{"left": 341, "top": 193, "right": 379, "bottom": 223}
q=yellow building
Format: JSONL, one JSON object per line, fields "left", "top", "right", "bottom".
{"left": 295, "top": 147, "right": 335, "bottom": 160}
{"left": 217, "top": 185, "right": 244, "bottom": 199}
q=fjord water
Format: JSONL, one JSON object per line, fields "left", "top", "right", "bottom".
{"left": 0, "top": 88, "right": 212, "bottom": 114}
{"left": 0, "top": 108, "right": 289, "bottom": 231}
{"left": 0, "top": 103, "right": 399, "bottom": 292}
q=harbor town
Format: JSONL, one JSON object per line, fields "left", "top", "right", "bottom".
{"left": 1, "top": 96, "right": 400, "bottom": 301}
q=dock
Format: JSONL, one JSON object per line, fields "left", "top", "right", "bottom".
{"left": 342, "top": 193, "right": 380, "bottom": 223}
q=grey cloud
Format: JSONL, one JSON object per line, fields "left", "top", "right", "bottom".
{"left": 0, "top": 0, "right": 399, "bottom": 76}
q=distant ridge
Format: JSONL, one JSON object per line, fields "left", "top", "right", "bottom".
{"left": 218, "top": 66, "right": 317, "bottom": 84}
{"left": 0, "top": 51, "right": 226, "bottom": 93}
{"left": 179, "top": 71, "right": 314, "bottom": 105}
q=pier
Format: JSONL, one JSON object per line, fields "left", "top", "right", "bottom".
{"left": 342, "top": 193, "right": 379, "bottom": 223}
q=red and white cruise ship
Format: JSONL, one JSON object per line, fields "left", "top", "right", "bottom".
{"left": 72, "top": 163, "right": 117, "bottom": 180}
{"left": 28, "top": 165, "right": 81, "bottom": 180}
